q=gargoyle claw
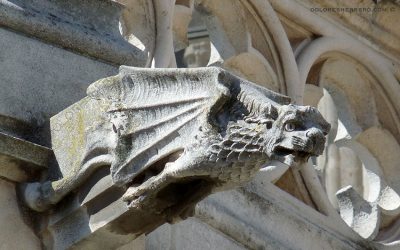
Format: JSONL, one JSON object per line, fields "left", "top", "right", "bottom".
{"left": 122, "top": 186, "right": 144, "bottom": 202}
{"left": 125, "top": 194, "right": 149, "bottom": 209}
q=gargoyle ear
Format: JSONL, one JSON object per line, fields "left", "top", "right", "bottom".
{"left": 262, "top": 104, "right": 278, "bottom": 128}
{"left": 264, "top": 103, "right": 278, "bottom": 120}
{"left": 244, "top": 103, "right": 278, "bottom": 128}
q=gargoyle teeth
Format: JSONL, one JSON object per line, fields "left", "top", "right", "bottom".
{"left": 273, "top": 146, "right": 295, "bottom": 156}
{"left": 295, "top": 151, "right": 311, "bottom": 158}
{"left": 273, "top": 146, "right": 312, "bottom": 160}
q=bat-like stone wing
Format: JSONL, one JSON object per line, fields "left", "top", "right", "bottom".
{"left": 88, "top": 67, "right": 232, "bottom": 186}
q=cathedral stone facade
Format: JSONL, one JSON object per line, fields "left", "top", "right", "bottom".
{"left": 1, "top": 0, "right": 400, "bottom": 249}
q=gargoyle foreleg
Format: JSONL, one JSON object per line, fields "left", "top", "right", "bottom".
{"left": 122, "top": 154, "right": 210, "bottom": 210}
{"left": 22, "top": 154, "right": 113, "bottom": 212}
{"left": 122, "top": 162, "right": 187, "bottom": 207}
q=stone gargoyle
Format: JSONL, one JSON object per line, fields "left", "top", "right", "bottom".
{"left": 23, "top": 66, "right": 330, "bottom": 223}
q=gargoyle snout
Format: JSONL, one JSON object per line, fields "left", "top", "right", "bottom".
{"left": 306, "top": 127, "right": 326, "bottom": 155}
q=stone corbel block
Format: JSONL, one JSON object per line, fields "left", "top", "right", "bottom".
{"left": 45, "top": 168, "right": 165, "bottom": 249}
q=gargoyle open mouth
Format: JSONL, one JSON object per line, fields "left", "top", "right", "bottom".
{"left": 273, "top": 146, "right": 313, "bottom": 166}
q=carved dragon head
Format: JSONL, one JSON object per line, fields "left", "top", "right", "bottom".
{"left": 235, "top": 81, "right": 330, "bottom": 167}
{"left": 263, "top": 104, "right": 330, "bottom": 166}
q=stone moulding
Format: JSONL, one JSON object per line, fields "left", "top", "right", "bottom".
{"left": 22, "top": 67, "right": 329, "bottom": 242}
{"left": 0, "top": 0, "right": 147, "bottom": 66}
{"left": 0, "top": 131, "right": 51, "bottom": 182}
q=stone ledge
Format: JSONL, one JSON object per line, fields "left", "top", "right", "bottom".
{"left": 46, "top": 169, "right": 376, "bottom": 250}
{"left": 147, "top": 183, "right": 374, "bottom": 250}
{"left": 0, "top": 0, "right": 147, "bottom": 66}
{"left": 0, "top": 115, "right": 34, "bottom": 141}
{"left": 0, "top": 132, "right": 51, "bottom": 182}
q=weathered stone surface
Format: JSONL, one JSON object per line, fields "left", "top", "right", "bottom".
{"left": 148, "top": 181, "right": 374, "bottom": 250}
{"left": 0, "top": 179, "right": 41, "bottom": 250}
{"left": 147, "top": 219, "right": 245, "bottom": 250}
{"left": 0, "top": 27, "right": 117, "bottom": 145}
{"left": 117, "top": 235, "right": 145, "bottom": 250}
{"left": 183, "top": 38, "right": 211, "bottom": 67}
{"left": 0, "top": 0, "right": 147, "bottom": 66}
{"left": 0, "top": 131, "right": 51, "bottom": 182}
{"left": 43, "top": 168, "right": 165, "bottom": 249}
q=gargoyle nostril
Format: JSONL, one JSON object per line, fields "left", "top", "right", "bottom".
{"left": 306, "top": 128, "right": 326, "bottom": 138}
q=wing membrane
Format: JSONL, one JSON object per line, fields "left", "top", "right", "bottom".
{"left": 89, "top": 67, "right": 230, "bottom": 186}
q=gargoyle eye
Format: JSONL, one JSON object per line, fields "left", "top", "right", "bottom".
{"left": 284, "top": 123, "right": 296, "bottom": 132}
